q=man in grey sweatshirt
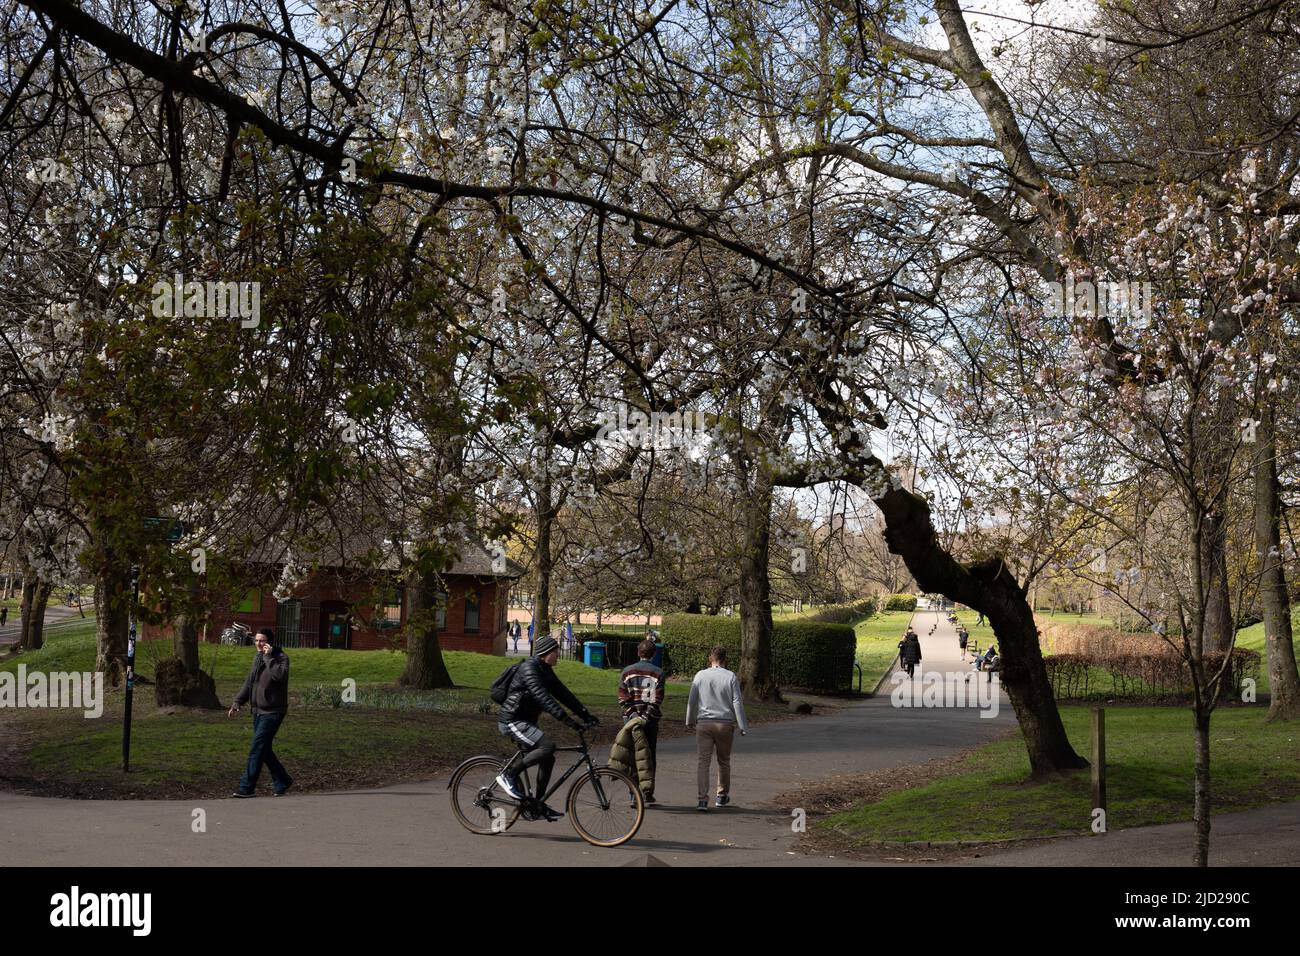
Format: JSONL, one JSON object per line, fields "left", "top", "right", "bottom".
{"left": 685, "top": 646, "right": 748, "bottom": 811}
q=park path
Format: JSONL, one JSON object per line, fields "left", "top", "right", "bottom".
{"left": 4, "top": 606, "right": 1294, "bottom": 866}
{"left": 0, "top": 609, "right": 1020, "bottom": 867}
{"left": 0, "top": 603, "right": 91, "bottom": 648}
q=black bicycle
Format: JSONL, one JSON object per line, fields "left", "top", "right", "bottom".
{"left": 448, "top": 727, "right": 643, "bottom": 847}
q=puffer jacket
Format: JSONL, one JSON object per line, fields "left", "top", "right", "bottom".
{"left": 607, "top": 715, "right": 654, "bottom": 795}
{"left": 499, "top": 656, "right": 590, "bottom": 726}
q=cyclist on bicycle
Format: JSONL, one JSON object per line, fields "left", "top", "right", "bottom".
{"left": 496, "top": 634, "right": 599, "bottom": 821}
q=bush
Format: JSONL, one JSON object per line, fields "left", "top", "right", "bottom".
{"left": 659, "top": 613, "right": 856, "bottom": 691}
{"left": 884, "top": 594, "right": 917, "bottom": 612}
{"left": 1044, "top": 647, "right": 1261, "bottom": 700}
{"left": 806, "top": 596, "right": 878, "bottom": 624}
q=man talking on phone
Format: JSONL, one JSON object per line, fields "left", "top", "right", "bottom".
{"left": 228, "top": 627, "right": 294, "bottom": 797}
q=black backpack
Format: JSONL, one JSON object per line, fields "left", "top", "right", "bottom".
{"left": 490, "top": 662, "right": 521, "bottom": 705}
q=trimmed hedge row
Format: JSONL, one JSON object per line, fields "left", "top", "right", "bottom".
{"left": 659, "top": 613, "right": 856, "bottom": 691}
{"left": 1045, "top": 649, "right": 1261, "bottom": 700}
{"left": 805, "top": 597, "right": 878, "bottom": 624}
{"left": 884, "top": 594, "right": 918, "bottom": 612}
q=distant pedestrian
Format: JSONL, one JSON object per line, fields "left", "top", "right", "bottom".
{"left": 509, "top": 620, "right": 521, "bottom": 652}
{"left": 958, "top": 629, "right": 969, "bottom": 660}
{"left": 228, "top": 628, "right": 293, "bottom": 798}
{"left": 899, "top": 631, "right": 922, "bottom": 678}
{"left": 685, "top": 646, "right": 748, "bottom": 812}
{"left": 617, "top": 638, "right": 664, "bottom": 804}
{"left": 0, "top": 606, "right": 7, "bottom": 627}
{"left": 976, "top": 611, "right": 985, "bottom": 626}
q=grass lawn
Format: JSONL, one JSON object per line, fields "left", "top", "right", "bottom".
{"left": 819, "top": 704, "right": 1300, "bottom": 845}
{"left": 855, "top": 610, "right": 918, "bottom": 691}
{"left": 0, "top": 620, "right": 792, "bottom": 798}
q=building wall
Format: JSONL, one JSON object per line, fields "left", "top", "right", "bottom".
{"left": 141, "top": 569, "right": 510, "bottom": 656}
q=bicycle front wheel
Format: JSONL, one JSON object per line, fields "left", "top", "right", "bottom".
{"left": 449, "top": 756, "right": 521, "bottom": 835}
{"left": 567, "top": 768, "right": 643, "bottom": 847}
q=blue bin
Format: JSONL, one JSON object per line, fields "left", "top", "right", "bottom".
{"left": 652, "top": 642, "right": 665, "bottom": 669}
{"left": 583, "top": 641, "right": 607, "bottom": 669}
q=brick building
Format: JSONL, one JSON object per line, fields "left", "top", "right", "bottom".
{"left": 142, "top": 540, "right": 525, "bottom": 655}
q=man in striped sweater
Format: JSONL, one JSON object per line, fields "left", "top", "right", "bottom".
{"left": 617, "top": 638, "right": 664, "bottom": 804}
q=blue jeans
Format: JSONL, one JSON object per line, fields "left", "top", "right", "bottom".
{"left": 238, "top": 712, "right": 292, "bottom": 793}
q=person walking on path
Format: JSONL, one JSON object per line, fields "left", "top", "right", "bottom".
{"left": 509, "top": 620, "right": 521, "bottom": 653}
{"left": 685, "top": 646, "right": 748, "bottom": 812}
{"left": 228, "top": 628, "right": 293, "bottom": 798}
{"left": 899, "top": 630, "right": 923, "bottom": 678}
{"left": 617, "top": 637, "right": 664, "bottom": 804}
{"left": 0, "top": 606, "right": 7, "bottom": 628}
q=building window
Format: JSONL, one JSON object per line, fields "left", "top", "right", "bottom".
{"left": 435, "top": 590, "right": 447, "bottom": 631}
{"left": 378, "top": 588, "right": 402, "bottom": 628}
{"left": 233, "top": 588, "right": 262, "bottom": 614}
{"left": 276, "top": 600, "right": 303, "bottom": 648}
{"left": 464, "top": 589, "right": 480, "bottom": 633}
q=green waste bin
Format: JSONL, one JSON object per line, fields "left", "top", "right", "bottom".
{"left": 583, "top": 641, "right": 607, "bottom": 669}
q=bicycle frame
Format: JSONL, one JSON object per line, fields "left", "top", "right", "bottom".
{"left": 505, "top": 731, "right": 612, "bottom": 809}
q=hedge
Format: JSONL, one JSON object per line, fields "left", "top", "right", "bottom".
{"left": 805, "top": 596, "right": 878, "bottom": 624}
{"left": 883, "top": 594, "right": 917, "bottom": 612}
{"left": 1044, "top": 648, "right": 1261, "bottom": 700}
{"left": 659, "top": 613, "right": 856, "bottom": 691}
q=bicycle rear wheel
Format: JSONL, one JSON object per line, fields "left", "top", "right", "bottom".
{"left": 449, "top": 756, "right": 521, "bottom": 835}
{"left": 566, "top": 768, "right": 643, "bottom": 847}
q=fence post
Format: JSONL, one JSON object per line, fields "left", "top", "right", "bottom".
{"left": 1091, "top": 707, "right": 1106, "bottom": 833}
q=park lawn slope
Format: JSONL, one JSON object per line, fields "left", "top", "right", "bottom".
{"left": 817, "top": 704, "right": 1300, "bottom": 846}
{"left": 0, "top": 620, "right": 790, "bottom": 798}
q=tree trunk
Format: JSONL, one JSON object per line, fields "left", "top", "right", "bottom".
{"left": 1192, "top": 706, "right": 1212, "bottom": 867}
{"left": 1253, "top": 401, "right": 1300, "bottom": 719}
{"left": 19, "top": 574, "right": 51, "bottom": 652}
{"left": 1201, "top": 512, "right": 1234, "bottom": 654}
{"left": 400, "top": 570, "right": 454, "bottom": 689}
{"left": 737, "top": 474, "right": 780, "bottom": 701}
{"left": 94, "top": 561, "right": 133, "bottom": 685}
{"left": 155, "top": 598, "right": 221, "bottom": 709}
{"left": 534, "top": 475, "right": 553, "bottom": 641}
{"left": 18, "top": 570, "right": 35, "bottom": 650}
{"left": 877, "top": 484, "right": 1089, "bottom": 776}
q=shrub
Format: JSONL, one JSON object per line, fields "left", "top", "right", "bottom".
{"left": 806, "top": 596, "right": 878, "bottom": 624}
{"left": 659, "top": 613, "right": 856, "bottom": 691}
{"left": 884, "top": 594, "right": 917, "bottom": 612}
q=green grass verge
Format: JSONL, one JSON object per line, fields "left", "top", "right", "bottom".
{"left": 821, "top": 704, "right": 1300, "bottom": 844}
{"left": 855, "top": 610, "right": 918, "bottom": 691}
{"left": 0, "top": 619, "right": 789, "bottom": 798}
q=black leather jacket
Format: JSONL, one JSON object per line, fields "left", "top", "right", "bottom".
{"left": 499, "top": 657, "right": 590, "bottom": 726}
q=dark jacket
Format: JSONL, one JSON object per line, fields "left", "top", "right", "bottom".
{"left": 235, "top": 648, "right": 290, "bottom": 715}
{"left": 900, "top": 636, "right": 923, "bottom": 665}
{"left": 499, "top": 656, "right": 589, "bottom": 726}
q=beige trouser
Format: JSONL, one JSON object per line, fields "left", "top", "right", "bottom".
{"left": 696, "top": 720, "right": 735, "bottom": 801}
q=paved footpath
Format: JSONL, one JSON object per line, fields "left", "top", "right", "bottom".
{"left": 2, "top": 608, "right": 1296, "bottom": 866}
{"left": 0, "top": 610, "right": 1019, "bottom": 867}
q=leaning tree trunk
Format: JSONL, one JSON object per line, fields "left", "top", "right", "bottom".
{"left": 737, "top": 474, "right": 779, "bottom": 701}
{"left": 18, "top": 570, "right": 35, "bottom": 650}
{"left": 94, "top": 561, "right": 133, "bottom": 685}
{"left": 1253, "top": 401, "right": 1300, "bottom": 719}
{"left": 877, "top": 484, "right": 1088, "bottom": 776}
{"left": 400, "top": 569, "right": 454, "bottom": 689}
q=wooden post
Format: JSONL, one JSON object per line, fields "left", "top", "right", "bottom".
{"left": 1091, "top": 707, "right": 1106, "bottom": 830}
